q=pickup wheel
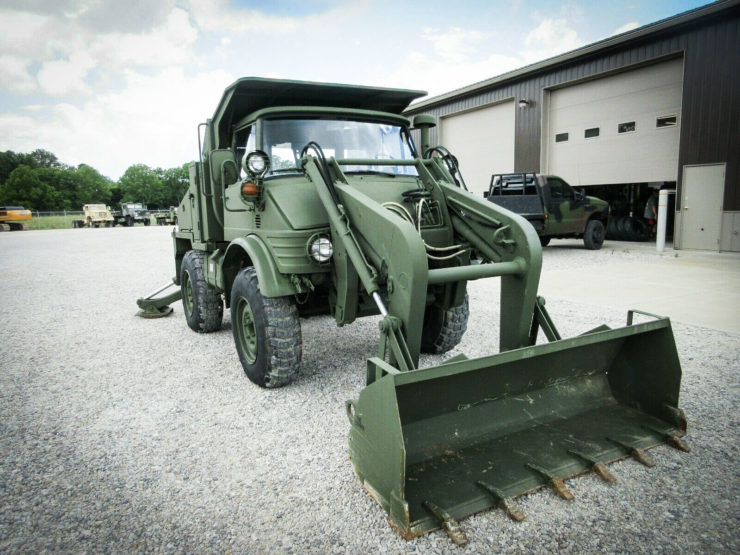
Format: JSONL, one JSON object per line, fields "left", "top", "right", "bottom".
{"left": 420, "top": 294, "right": 469, "bottom": 354}
{"left": 584, "top": 219, "right": 605, "bottom": 250}
{"left": 539, "top": 236, "right": 551, "bottom": 247}
{"left": 181, "top": 250, "right": 223, "bottom": 333}
{"left": 231, "top": 267, "right": 302, "bottom": 388}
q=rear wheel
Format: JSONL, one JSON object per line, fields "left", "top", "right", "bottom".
{"left": 125, "top": 216, "right": 133, "bottom": 227}
{"left": 231, "top": 267, "right": 302, "bottom": 388}
{"left": 144, "top": 218, "right": 150, "bottom": 226}
{"left": 181, "top": 250, "right": 223, "bottom": 333}
{"left": 584, "top": 219, "right": 605, "bottom": 250}
{"left": 420, "top": 294, "right": 469, "bottom": 354}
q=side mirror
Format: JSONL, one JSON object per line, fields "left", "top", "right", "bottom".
{"left": 412, "top": 114, "right": 436, "bottom": 155}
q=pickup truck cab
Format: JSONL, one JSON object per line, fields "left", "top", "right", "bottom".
{"left": 485, "top": 172, "right": 609, "bottom": 249}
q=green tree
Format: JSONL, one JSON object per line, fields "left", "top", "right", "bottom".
{"left": 118, "top": 164, "right": 163, "bottom": 207}
{"left": 159, "top": 164, "right": 189, "bottom": 207}
{"left": 75, "top": 164, "right": 112, "bottom": 205}
{"left": 0, "top": 165, "right": 55, "bottom": 210}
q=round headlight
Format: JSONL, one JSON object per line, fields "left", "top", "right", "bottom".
{"left": 309, "top": 236, "right": 333, "bottom": 263}
{"left": 244, "top": 150, "right": 270, "bottom": 178}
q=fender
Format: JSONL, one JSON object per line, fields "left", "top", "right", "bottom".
{"left": 223, "top": 235, "right": 296, "bottom": 299}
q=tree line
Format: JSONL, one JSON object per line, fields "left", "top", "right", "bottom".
{"left": 0, "top": 149, "right": 190, "bottom": 211}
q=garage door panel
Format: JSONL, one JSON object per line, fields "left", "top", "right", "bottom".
{"left": 440, "top": 101, "right": 514, "bottom": 196}
{"left": 547, "top": 58, "right": 683, "bottom": 186}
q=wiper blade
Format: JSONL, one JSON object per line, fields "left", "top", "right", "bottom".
{"left": 270, "top": 168, "right": 302, "bottom": 174}
{"left": 344, "top": 170, "right": 396, "bottom": 177}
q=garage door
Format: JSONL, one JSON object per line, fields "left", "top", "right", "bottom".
{"left": 545, "top": 57, "right": 683, "bottom": 186}
{"left": 440, "top": 100, "right": 515, "bottom": 196}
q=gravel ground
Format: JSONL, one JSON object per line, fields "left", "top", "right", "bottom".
{"left": 1, "top": 227, "right": 738, "bottom": 553}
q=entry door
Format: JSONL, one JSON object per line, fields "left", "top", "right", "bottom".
{"left": 681, "top": 164, "right": 725, "bottom": 250}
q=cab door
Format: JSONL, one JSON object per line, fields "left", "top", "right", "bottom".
{"left": 544, "top": 177, "right": 581, "bottom": 234}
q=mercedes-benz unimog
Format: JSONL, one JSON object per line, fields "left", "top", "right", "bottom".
{"left": 137, "top": 78, "right": 687, "bottom": 544}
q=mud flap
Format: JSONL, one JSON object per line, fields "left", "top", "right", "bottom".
{"left": 348, "top": 316, "right": 686, "bottom": 539}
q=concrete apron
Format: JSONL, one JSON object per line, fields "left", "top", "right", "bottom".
{"left": 538, "top": 241, "right": 740, "bottom": 334}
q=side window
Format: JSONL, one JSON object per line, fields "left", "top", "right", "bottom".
{"left": 234, "top": 125, "right": 256, "bottom": 177}
{"left": 548, "top": 178, "right": 574, "bottom": 200}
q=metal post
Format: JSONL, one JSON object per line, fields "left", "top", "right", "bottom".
{"left": 656, "top": 189, "right": 675, "bottom": 253}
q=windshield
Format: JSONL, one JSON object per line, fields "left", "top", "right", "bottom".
{"left": 260, "top": 118, "right": 418, "bottom": 177}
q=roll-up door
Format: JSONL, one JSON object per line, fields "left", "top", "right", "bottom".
{"left": 440, "top": 100, "right": 515, "bottom": 196}
{"left": 546, "top": 57, "right": 683, "bottom": 186}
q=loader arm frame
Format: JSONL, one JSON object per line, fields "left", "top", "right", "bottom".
{"left": 302, "top": 155, "right": 543, "bottom": 371}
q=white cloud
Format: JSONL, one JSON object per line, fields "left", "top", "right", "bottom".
{"left": 90, "top": 7, "right": 198, "bottom": 69}
{"left": 368, "top": 17, "right": 584, "bottom": 98}
{"left": 185, "top": 0, "right": 301, "bottom": 34}
{"left": 37, "top": 51, "right": 95, "bottom": 96}
{"left": 421, "top": 27, "right": 486, "bottom": 64}
{"left": 522, "top": 18, "right": 583, "bottom": 62}
{"left": 612, "top": 21, "right": 640, "bottom": 35}
{"left": 0, "top": 55, "right": 37, "bottom": 94}
{"left": 0, "top": 68, "right": 235, "bottom": 179}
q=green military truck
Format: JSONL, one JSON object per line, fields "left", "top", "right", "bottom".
{"left": 112, "top": 202, "right": 151, "bottom": 226}
{"left": 485, "top": 172, "right": 609, "bottom": 249}
{"left": 138, "top": 78, "right": 686, "bottom": 544}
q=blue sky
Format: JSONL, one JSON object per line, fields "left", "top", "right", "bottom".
{"left": 0, "top": 0, "right": 713, "bottom": 179}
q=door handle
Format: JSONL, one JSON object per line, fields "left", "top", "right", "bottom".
{"left": 684, "top": 206, "right": 690, "bottom": 210}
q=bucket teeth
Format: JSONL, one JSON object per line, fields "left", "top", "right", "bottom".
{"left": 567, "top": 449, "right": 617, "bottom": 483}
{"left": 641, "top": 424, "right": 692, "bottom": 453}
{"left": 422, "top": 501, "right": 468, "bottom": 547}
{"left": 666, "top": 435, "right": 691, "bottom": 453}
{"left": 608, "top": 438, "right": 656, "bottom": 467}
{"left": 525, "top": 463, "right": 575, "bottom": 500}
{"left": 476, "top": 481, "right": 525, "bottom": 521}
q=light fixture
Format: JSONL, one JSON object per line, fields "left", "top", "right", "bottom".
{"left": 308, "top": 234, "right": 333, "bottom": 264}
{"left": 518, "top": 99, "right": 530, "bottom": 109}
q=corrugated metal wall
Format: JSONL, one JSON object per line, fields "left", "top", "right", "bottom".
{"left": 406, "top": 6, "right": 740, "bottom": 210}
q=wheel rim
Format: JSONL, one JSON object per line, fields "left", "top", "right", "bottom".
{"left": 183, "top": 271, "right": 194, "bottom": 316}
{"left": 236, "top": 297, "right": 257, "bottom": 364}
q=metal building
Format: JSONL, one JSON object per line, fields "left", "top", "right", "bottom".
{"left": 405, "top": 0, "right": 740, "bottom": 251}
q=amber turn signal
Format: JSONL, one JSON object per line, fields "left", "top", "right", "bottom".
{"left": 242, "top": 181, "right": 259, "bottom": 196}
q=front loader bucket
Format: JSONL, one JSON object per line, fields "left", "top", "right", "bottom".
{"left": 347, "top": 315, "right": 686, "bottom": 541}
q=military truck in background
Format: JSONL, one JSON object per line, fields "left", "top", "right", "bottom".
{"left": 111, "top": 202, "right": 151, "bottom": 226}
{"left": 73, "top": 204, "right": 114, "bottom": 228}
{"left": 485, "top": 173, "right": 609, "bottom": 249}
{"left": 154, "top": 206, "right": 178, "bottom": 225}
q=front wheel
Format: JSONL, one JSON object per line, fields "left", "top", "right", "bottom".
{"left": 181, "top": 250, "right": 223, "bottom": 332}
{"left": 420, "top": 294, "right": 469, "bottom": 354}
{"left": 539, "top": 236, "right": 551, "bottom": 247}
{"left": 584, "top": 219, "right": 605, "bottom": 250}
{"left": 231, "top": 267, "right": 302, "bottom": 388}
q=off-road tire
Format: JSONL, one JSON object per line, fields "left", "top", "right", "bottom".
{"left": 539, "top": 236, "right": 551, "bottom": 247}
{"left": 144, "top": 218, "right": 150, "bottom": 226}
{"left": 231, "top": 267, "right": 302, "bottom": 388}
{"left": 181, "top": 250, "right": 223, "bottom": 333}
{"left": 125, "top": 215, "right": 133, "bottom": 227}
{"left": 584, "top": 219, "right": 605, "bottom": 250}
{"left": 420, "top": 294, "right": 469, "bottom": 354}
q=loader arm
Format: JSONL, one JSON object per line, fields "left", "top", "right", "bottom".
{"left": 303, "top": 155, "right": 543, "bottom": 369}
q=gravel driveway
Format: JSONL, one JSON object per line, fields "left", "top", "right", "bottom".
{"left": 1, "top": 227, "right": 738, "bottom": 552}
